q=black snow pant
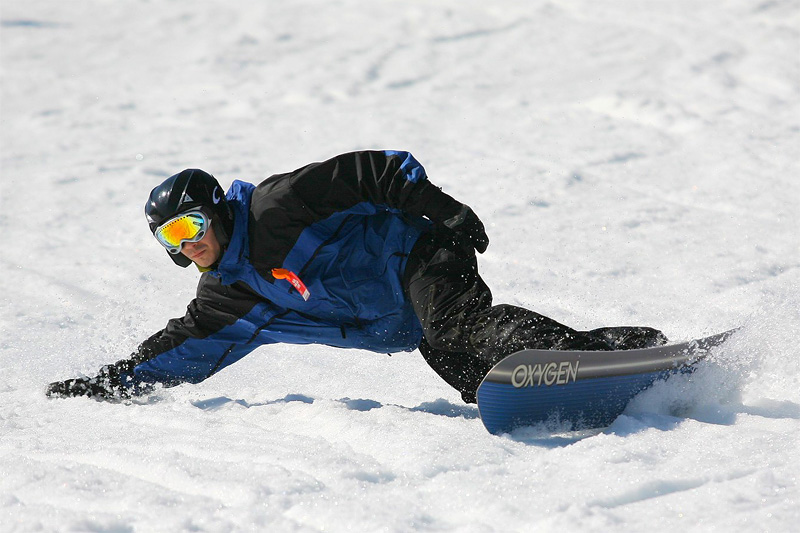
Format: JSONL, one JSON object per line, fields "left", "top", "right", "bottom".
{"left": 402, "top": 229, "right": 667, "bottom": 403}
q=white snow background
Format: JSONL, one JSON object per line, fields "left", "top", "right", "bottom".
{"left": 1, "top": 0, "right": 799, "bottom": 531}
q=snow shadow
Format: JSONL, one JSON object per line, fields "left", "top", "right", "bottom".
{"left": 604, "top": 399, "right": 800, "bottom": 440}
{"left": 328, "top": 397, "right": 480, "bottom": 419}
{"left": 1, "top": 19, "right": 65, "bottom": 28}
{"left": 191, "top": 395, "right": 480, "bottom": 419}
{"left": 407, "top": 399, "right": 481, "bottom": 419}
{"left": 502, "top": 412, "right": 697, "bottom": 446}
{"left": 605, "top": 414, "right": 688, "bottom": 437}
{"left": 501, "top": 392, "right": 800, "bottom": 444}
{"left": 505, "top": 425, "right": 604, "bottom": 447}
{"left": 333, "top": 397, "right": 479, "bottom": 419}
{"left": 737, "top": 399, "right": 800, "bottom": 419}
{"left": 191, "top": 393, "right": 314, "bottom": 410}
{"left": 679, "top": 398, "right": 800, "bottom": 426}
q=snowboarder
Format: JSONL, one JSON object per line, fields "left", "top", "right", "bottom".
{"left": 47, "top": 150, "right": 667, "bottom": 403}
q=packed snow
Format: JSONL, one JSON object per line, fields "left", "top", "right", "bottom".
{"left": 1, "top": 0, "right": 798, "bottom": 531}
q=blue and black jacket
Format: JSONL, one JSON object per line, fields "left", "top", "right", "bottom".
{"left": 115, "top": 150, "right": 463, "bottom": 391}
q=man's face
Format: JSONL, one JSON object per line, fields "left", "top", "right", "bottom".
{"left": 181, "top": 224, "right": 222, "bottom": 268}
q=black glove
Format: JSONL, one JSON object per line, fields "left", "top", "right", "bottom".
{"left": 46, "top": 365, "right": 132, "bottom": 401}
{"left": 441, "top": 204, "right": 489, "bottom": 254}
{"left": 413, "top": 182, "right": 490, "bottom": 254}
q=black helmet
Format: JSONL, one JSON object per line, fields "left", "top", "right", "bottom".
{"left": 145, "top": 169, "right": 234, "bottom": 267}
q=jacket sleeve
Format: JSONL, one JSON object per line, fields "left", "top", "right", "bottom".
{"left": 96, "top": 274, "right": 269, "bottom": 396}
{"left": 286, "top": 150, "right": 465, "bottom": 224}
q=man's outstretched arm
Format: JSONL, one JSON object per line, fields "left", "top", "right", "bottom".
{"left": 47, "top": 274, "right": 266, "bottom": 401}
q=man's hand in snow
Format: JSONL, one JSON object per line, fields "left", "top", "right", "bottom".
{"left": 46, "top": 365, "right": 133, "bottom": 401}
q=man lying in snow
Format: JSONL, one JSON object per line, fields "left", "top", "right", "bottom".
{"left": 47, "top": 150, "right": 667, "bottom": 403}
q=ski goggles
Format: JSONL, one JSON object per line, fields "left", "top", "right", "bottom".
{"left": 153, "top": 209, "right": 210, "bottom": 254}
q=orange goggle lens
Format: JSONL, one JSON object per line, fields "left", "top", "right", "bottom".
{"left": 154, "top": 211, "right": 209, "bottom": 254}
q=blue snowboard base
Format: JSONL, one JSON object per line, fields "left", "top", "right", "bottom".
{"left": 476, "top": 329, "right": 738, "bottom": 434}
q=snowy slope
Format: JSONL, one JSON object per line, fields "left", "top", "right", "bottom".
{"left": 1, "top": 0, "right": 799, "bottom": 531}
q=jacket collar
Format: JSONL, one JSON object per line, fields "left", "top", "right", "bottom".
{"left": 210, "top": 180, "right": 255, "bottom": 284}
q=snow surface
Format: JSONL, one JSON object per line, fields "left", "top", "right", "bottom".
{"left": 2, "top": 0, "right": 799, "bottom": 531}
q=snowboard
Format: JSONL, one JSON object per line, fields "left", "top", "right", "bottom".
{"left": 476, "top": 329, "right": 738, "bottom": 434}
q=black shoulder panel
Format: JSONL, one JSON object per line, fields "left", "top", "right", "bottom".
{"left": 248, "top": 171, "right": 316, "bottom": 273}
{"left": 247, "top": 151, "right": 428, "bottom": 273}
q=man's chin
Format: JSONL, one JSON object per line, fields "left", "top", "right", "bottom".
{"left": 182, "top": 251, "right": 213, "bottom": 268}
{"left": 191, "top": 256, "right": 216, "bottom": 268}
